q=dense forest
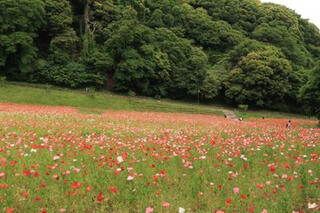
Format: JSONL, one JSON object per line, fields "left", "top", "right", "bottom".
{"left": 0, "top": 0, "right": 319, "bottom": 118}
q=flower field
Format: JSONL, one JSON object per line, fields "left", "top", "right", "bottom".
{"left": 0, "top": 103, "right": 319, "bottom": 213}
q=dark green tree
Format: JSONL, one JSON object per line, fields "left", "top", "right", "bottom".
{"left": 225, "top": 48, "right": 292, "bottom": 107}
{"left": 299, "top": 63, "right": 320, "bottom": 120}
{"left": 0, "top": 0, "right": 45, "bottom": 79}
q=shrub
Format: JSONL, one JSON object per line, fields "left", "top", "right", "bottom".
{"left": 128, "top": 90, "right": 136, "bottom": 97}
{"left": 44, "top": 84, "right": 52, "bottom": 93}
{"left": 39, "top": 62, "right": 104, "bottom": 88}
{"left": 86, "top": 87, "right": 96, "bottom": 99}
{"left": 238, "top": 104, "right": 249, "bottom": 111}
{"left": 0, "top": 76, "right": 6, "bottom": 87}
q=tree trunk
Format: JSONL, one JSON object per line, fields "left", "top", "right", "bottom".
{"left": 84, "top": 0, "right": 89, "bottom": 36}
{"left": 83, "top": 0, "right": 90, "bottom": 56}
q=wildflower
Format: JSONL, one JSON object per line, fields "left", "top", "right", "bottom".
{"left": 21, "top": 192, "right": 29, "bottom": 198}
{"left": 86, "top": 185, "right": 92, "bottom": 192}
{"left": 178, "top": 207, "right": 185, "bottom": 213}
{"left": 53, "top": 156, "right": 60, "bottom": 161}
{"left": 0, "top": 172, "right": 5, "bottom": 178}
{"left": 243, "top": 164, "right": 249, "bottom": 170}
{"left": 269, "top": 165, "right": 276, "bottom": 172}
{"left": 117, "top": 156, "right": 124, "bottom": 163}
{"left": 97, "top": 193, "right": 104, "bottom": 202}
{"left": 160, "top": 170, "right": 166, "bottom": 177}
{"left": 249, "top": 206, "right": 255, "bottom": 213}
{"left": 71, "top": 182, "right": 82, "bottom": 189}
{"left": 145, "top": 207, "right": 153, "bottom": 213}
{"left": 34, "top": 172, "right": 40, "bottom": 178}
{"left": 257, "top": 184, "right": 264, "bottom": 189}
{"left": 308, "top": 203, "right": 318, "bottom": 209}
{"left": 109, "top": 186, "right": 119, "bottom": 193}
{"left": 233, "top": 187, "right": 240, "bottom": 194}
{"left": 6, "top": 208, "right": 15, "bottom": 213}
{"left": 23, "top": 170, "right": 31, "bottom": 176}
{"left": 73, "top": 168, "right": 80, "bottom": 173}
{"left": 162, "top": 202, "right": 170, "bottom": 208}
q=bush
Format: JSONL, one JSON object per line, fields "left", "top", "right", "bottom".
{"left": 44, "top": 84, "right": 52, "bottom": 93}
{"left": 39, "top": 62, "right": 104, "bottom": 88}
{"left": 238, "top": 104, "right": 249, "bottom": 111}
{"left": 0, "top": 76, "right": 6, "bottom": 87}
{"left": 86, "top": 87, "right": 96, "bottom": 99}
{"left": 128, "top": 90, "right": 136, "bottom": 97}
{"left": 154, "top": 94, "right": 161, "bottom": 100}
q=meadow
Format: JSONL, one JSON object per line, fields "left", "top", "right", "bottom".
{"left": 0, "top": 103, "right": 319, "bottom": 213}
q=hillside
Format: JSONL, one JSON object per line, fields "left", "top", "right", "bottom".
{"left": 0, "top": 82, "right": 315, "bottom": 120}
{"left": 0, "top": 82, "right": 225, "bottom": 115}
{"left": 0, "top": 0, "right": 319, "bottom": 119}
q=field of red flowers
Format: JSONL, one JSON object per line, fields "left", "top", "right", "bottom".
{"left": 0, "top": 103, "right": 319, "bottom": 213}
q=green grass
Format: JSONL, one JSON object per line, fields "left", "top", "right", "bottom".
{"left": 0, "top": 81, "right": 316, "bottom": 120}
{"left": 0, "top": 82, "right": 224, "bottom": 115}
{"left": 235, "top": 110, "right": 313, "bottom": 120}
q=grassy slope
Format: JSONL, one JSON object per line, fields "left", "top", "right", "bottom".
{"left": 0, "top": 81, "right": 314, "bottom": 119}
{"left": 0, "top": 82, "right": 224, "bottom": 115}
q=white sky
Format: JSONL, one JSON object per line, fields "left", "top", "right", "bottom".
{"left": 261, "top": 0, "right": 320, "bottom": 28}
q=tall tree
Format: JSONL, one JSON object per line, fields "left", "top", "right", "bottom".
{"left": 299, "top": 63, "right": 320, "bottom": 120}
{"left": 225, "top": 46, "right": 292, "bottom": 107}
{"left": 0, "top": 0, "right": 45, "bottom": 79}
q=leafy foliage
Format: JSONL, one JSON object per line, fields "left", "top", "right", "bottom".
{"left": 0, "top": 0, "right": 44, "bottom": 79}
{"left": 0, "top": 0, "right": 319, "bottom": 116}
{"left": 225, "top": 48, "right": 292, "bottom": 107}
{"left": 299, "top": 63, "right": 320, "bottom": 119}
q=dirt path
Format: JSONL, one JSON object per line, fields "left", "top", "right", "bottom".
{"left": 222, "top": 109, "right": 238, "bottom": 119}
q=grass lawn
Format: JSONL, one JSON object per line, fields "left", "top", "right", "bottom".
{"left": 0, "top": 82, "right": 223, "bottom": 115}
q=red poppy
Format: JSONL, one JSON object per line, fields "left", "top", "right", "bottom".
{"left": 71, "top": 182, "right": 82, "bottom": 189}
{"left": 226, "top": 198, "right": 232, "bottom": 204}
{"left": 109, "top": 186, "right": 119, "bottom": 193}
{"left": 6, "top": 208, "right": 14, "bottom": 213}
{"left": 97, "top": 193, "right": 104, "bottom": 202}
{"left": 86, "top": 185, "right": 92, "bottom": 192}
{"left": 22, "top": 170, "right": 31, "bottom": 176}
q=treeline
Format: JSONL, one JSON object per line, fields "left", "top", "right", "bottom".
{"left": 0, "top": 0, "right": 319, "bottom": 117}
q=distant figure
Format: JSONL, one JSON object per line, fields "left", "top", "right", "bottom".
{"left": 239, "top": 117, "right": 243, "bottom": 121}
{"left": 224, "top": 114, "right": 227, "bottom": 118}
{"left": 262, "top": 116, "right": 265, "bottom": 120}
{"left": 286, "top": 120, "right": 291, "bottom": 128}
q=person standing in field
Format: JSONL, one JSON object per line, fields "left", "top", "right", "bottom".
{"left": 286, "top": 120, "right": 291, "bottom": 128}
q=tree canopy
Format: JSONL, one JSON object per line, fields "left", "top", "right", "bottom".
{"left": 0, "top": 0, "right": 319, "bottom": 116}
{"left": 299, "top": 63, "right": 320, "bottom": 120}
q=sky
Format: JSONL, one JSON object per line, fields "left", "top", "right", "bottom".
{"left": 261, "top": 0, "right": 320, "bottom": 28}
